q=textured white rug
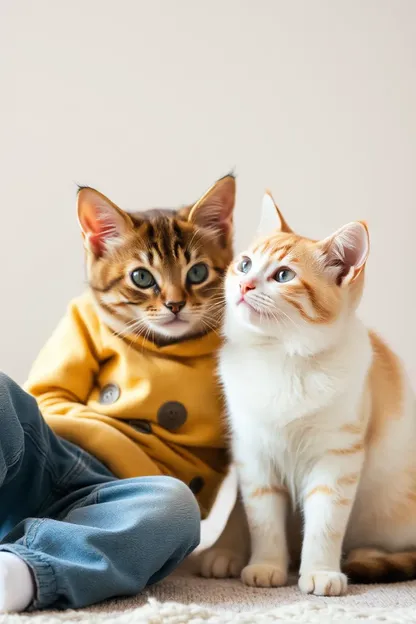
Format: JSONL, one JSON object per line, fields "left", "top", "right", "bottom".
{"left": 2, "top": 553, "right": 415, "bottom": 624}
{"left": 1, "top": 597, "right": 416, "bottom": 624}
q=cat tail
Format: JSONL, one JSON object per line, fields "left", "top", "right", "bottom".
{"left": 344, "top": 548, "right": 416, "bottom": 583}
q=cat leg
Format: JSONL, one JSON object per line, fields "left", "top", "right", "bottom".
{"left": 238, "top": 458, "right": 289, "bottom": 588}
{"left": 199, "top": 493, "right": 249, "bottom": 578}
{"left": 299, "top": 449, "right": 364, "bottom": 596}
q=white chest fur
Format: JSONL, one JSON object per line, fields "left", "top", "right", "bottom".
{"left": 219, "top": 319, "right": 372, "bottom": 499}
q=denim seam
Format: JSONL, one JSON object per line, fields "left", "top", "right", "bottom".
{"left": 22, "top": 423, "right": 58, "bottom": 481}
{"left": 95, "top": 486, "right": 102, "bottom": 504}
{"left": 20, "top": 424, "right": 70, "bottom": 516}
{"left": 23, "top": 519, "right": 58, "bottom": 607}
{"left": 54, "top": 449, "right": 93, "bottom": 489}
{"left": 23, "top": 518, "right": 46, "bottom": 548}
{"left": 0, "top": 442, "right": 24, "bottom": 483}
{"left": 36, "top": 451, "right": 93, "bottom": 517}
{"left": 18, "top": 491, "right": 98, "bottom": 608}
{"left": 61, "top": 486, "right": 100, "bottom": 515}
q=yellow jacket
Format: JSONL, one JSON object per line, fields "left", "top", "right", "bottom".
{"left": 26, "top": 293, "right": 228, "bottom": 517}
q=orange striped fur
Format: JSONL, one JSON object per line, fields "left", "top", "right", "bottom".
{"left": 250, "top": 485, "right": 289, "bottom": 498}
{"left": 305, "top": 485, "right": 336, "bottom": 499}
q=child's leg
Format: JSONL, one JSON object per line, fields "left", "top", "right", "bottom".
{"left": 0, "top": 372, "right": 114, "bottom": 534}
{"left": 2, "top": 476, "right": 200, "bottom": 610}
{"left": 0, "top": 373, "right": 200, "bottom": 610}
{"left": 0, "top": 371, "right": 115, "bottom": 611}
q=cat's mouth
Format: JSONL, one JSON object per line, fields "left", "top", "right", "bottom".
{"left": 163, "top": 317, "right": 188, "bottom": 326}
{"left": 151, "top": 314, "right": 193, "bottom": 339}
{"left": 155, "top": 313, "right": 190, "bottom": 330}
{"left": 237, "top": 297, "right": 259, "bottom": 313}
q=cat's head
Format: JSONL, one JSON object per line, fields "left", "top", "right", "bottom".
{"left": 224, "top": 192, "right": 369, "bottom": 353}
{"left": 78, "top": 175, "right": 235, "bottom": 342}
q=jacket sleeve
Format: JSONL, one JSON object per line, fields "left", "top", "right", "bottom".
{"left": 25, "top": 295, "right": 102, "bottom": 418}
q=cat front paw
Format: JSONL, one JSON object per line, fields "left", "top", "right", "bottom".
{"left": 199, "top": 548, "right": 245, "bottom": 579}
{"left": 298, "top": 570, "right": 348, "bottom": 596}
{"left": 241, "top": 563, "right": 288, "bottom": 588}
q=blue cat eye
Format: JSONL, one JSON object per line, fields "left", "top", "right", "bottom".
{"left": 130, "top": 268, "right": 156, "bottom": 289}
{"left": 237, "top": 256, "right": 252, "bottom": 274}
{"left": 187, "top": 263, "right": 209, "bottom": 285}
{"left": 274, "top": 267, "right": 296, "bottom": 283}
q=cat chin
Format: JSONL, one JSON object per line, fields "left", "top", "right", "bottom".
{"left": 236, "top": 304, "right": 260, "bottom": 326}
{"left": 226, "top": 302, "right": 294, "bottom": 342}
{"left": 147, "top": 317, "right": 214, "bottom": 341}
{"left": 226, "top": 307, "right": 268, "bottom": 338}
{"left": 148, "top": 321, "right": 192, "bottom": 340}
{"left": 234, "top": 298, "right": 266, "bottom": 326}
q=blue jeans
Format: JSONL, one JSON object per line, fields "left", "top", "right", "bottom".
{"left": 0, "top": 373, "right": 200, "bottom": 610}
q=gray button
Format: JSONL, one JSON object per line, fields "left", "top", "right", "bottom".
{"left": 129, "top": 420, "right": 152, "bottom": 434}
{"left": 189, "top": 476, "right": 204, "bottom": 495}
{"left": 157, "top": 401, "right": 187, "bottom": 431}
{"left": 99, "top": 384, "right": 120, "bottom": 405}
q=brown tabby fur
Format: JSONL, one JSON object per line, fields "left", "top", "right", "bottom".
{"left": 78, "top": 175, "right": 235, "bottom": 345}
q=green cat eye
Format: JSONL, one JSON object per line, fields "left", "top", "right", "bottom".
{"left": 131, "top": 268, "right": 156, "bottom": 289}
{"left": 237, "top": 257, "right": 252, "bottom": 274}
{"left": 187, "top": 263, "right": 209, "bottom": 285}
{"left": 274, "top": 267, "right": 296, "bottom": 283}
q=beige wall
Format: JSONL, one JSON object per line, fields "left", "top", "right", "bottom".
{"left": 1, "top": 0, "right": 415, "bottom": 384}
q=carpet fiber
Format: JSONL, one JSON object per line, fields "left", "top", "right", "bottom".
{"left": 2, "top": 571, "right": 416, "bottom": 624}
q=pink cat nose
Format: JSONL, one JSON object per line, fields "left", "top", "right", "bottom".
{"left": 240, "top": 281, "right": 256, "bottom": 295}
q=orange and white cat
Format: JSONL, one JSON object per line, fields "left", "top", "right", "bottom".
{"left": 200, "top": 192, "right": 416, "bottom": 596}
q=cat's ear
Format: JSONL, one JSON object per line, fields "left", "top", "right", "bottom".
{"left": 77, "top": 187, "right": 133, "bottom": 257}
{"left": 318, "top": 221, "right": 370, "bottom": 286}
{"left": 257, "top": 191, "right": 292, "bottom": 236}
{"left": 188, "top": 174, "right": 235, "bottom": 237}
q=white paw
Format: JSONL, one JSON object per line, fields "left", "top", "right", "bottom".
{"left": 199, "top": 548, "right": 245, "bottom": 579}
{"left": 298, "top": 570, "right": 348, "bottom": 596}
{"left": 241, "top": 563, "right": 288, "bottom": 588}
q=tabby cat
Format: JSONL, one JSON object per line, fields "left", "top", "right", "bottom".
{"left": 79, "top": 175, "right": 235, "bottom": 344}
{"left": 200, "top": 191, "right": 416, "bottom": 596}
{"left": 27, "top": 174, "right": 236, "bottom": 520}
